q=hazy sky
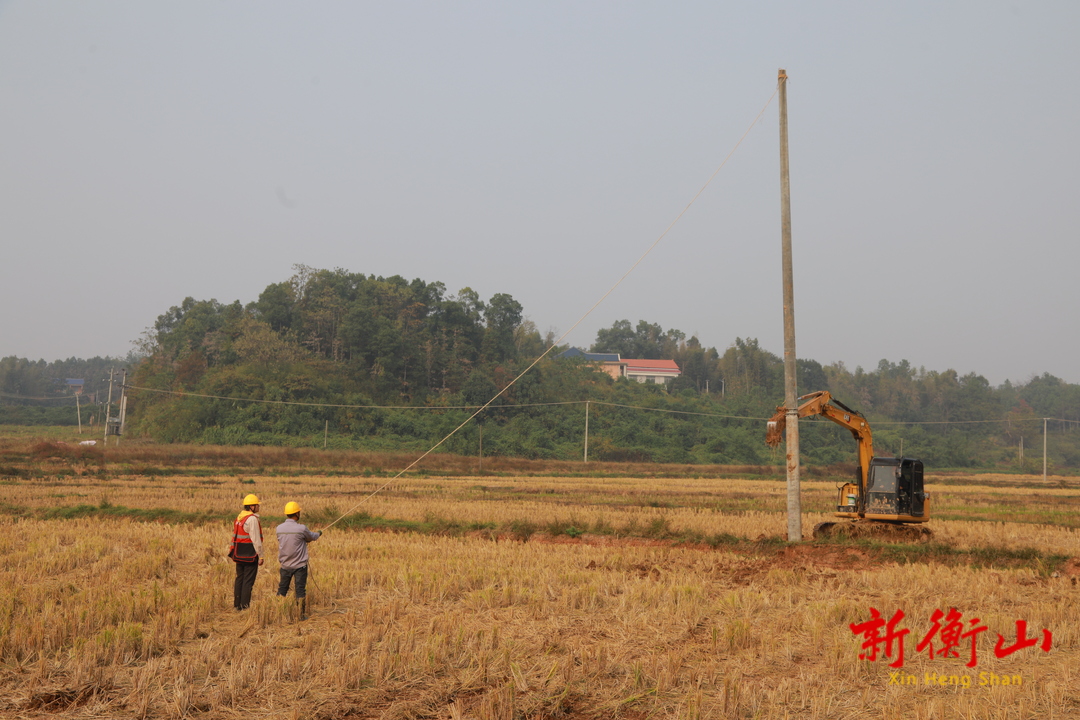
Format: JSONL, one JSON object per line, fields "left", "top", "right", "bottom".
{"left": 1, "top": 2, "right": 1077, "bottom": 385}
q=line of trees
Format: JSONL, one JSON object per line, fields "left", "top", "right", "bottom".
{"left": 4, "top": 265, "right": 1079, "bottom": 470}
{"left": 0, "top": 355, "right": 130, "bottom": 426}
{"left": 136, "top": 265, "right": 545, "bottom": 403}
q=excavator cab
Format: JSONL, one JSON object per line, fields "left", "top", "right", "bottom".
{"left": 838, "top": 457, "right": 928, "bottom": 522}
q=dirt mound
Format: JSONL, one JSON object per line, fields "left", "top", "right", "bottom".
{"left": 777, "top": 543, "right": 874, "bottom": 572}
{"left": 29, "top": 440, "right": 103, "bottom": 461}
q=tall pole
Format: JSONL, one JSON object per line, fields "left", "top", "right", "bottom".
{"left": 778, "top": 68, "right": 802, "bottom": 542}
{"left": 76, "top": 392, "right": 82, "bottom": 435}
{"left": 584, "top": 401, "right": 590, "bottom": 462}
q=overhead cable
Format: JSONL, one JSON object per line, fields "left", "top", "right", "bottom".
{"left": 319, "top": 87, "right": 783, "bottom": 529}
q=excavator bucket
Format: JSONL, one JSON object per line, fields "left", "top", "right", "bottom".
{"left": 765, "top": 420, "right": 784, "bottom": 448}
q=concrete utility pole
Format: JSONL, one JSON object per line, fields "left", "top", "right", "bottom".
{"left": 117, "top": 368, "right": 128, "bottom": 445}
{"left": 778, "top": 68, "right": 802, "bottom": 542}
{"left": 103, "top": 368, "right": 115, "bottom": 444}
{"left": 584, "top": 401, "right": 590, "bottom": 462}
{"left": 1043, "top": 418, "right": 1049, "bottom": 482}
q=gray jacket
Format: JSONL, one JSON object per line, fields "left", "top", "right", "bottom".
{"left": 276, "top": 518, "right": 321, "bottom": 569}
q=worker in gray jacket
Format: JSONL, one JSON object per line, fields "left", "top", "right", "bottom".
{"left": 276, "top": 501, "right": 322, "bottom": 619}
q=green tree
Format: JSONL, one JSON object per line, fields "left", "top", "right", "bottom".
{"left": 592, "top": 319, "right": 685, "bottom": 359}
{"left": 482, "top": 293, "right": 523, "bottom": 363}
{"left": 716, "top": 338, "right": 782, "bottom": 398}
{"left": 252, "top": 281, "right": 297, "bottom": 333}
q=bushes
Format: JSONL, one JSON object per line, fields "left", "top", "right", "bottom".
{"left": 118, "top": 322, "right": 1080, "bottom": 469}
{"left": 0, "top": 405, "right": 82, "bottom": 426}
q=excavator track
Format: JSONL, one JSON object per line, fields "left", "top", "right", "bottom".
{"left": 813, "top": 520, "right": 932, "bottom": 542}
{"left": 812, "top": 522, "right": 839, "bottom": 539}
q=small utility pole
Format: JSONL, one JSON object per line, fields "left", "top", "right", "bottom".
{"left": 478, "top": 424, "right": 483, "bottom": 474}
{"left": 103, "top": 368, "right": 115, "bottom": 444}
{"left": 324, "top": 420, "right": 329, "bottom": 450}
{"left": 75, "top": 392, "right": 82, "bottom": 434}
{"left": 117, "top": 368, "right": 128, "bottom": 445}
{"left": 778, "top": 68, "right": 802, "bottom": 541}
{"left": 583, "top": 401, "right": 590, "bottom": 462}
{"left": 1043, "top": 418, "right": 1048, "bottom": 481}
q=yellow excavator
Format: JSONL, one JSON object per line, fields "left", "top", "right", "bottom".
{"left": 766, "top": 391, "right": 931, "bottom": 539}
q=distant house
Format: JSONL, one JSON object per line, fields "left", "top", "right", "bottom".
{"left": 556, "top": 347, "right": 626, "bottom": 379}
{"left": 557, "top": 347, "right": 619, "bottom": 363}
{"left": 64, "top": 379, "right": 85, "bottom": 395}
{"left": 557, "top": 348, "right": 681, "bottom": 385}
{"left": 623, "top": 359, "right": 681, "bottom": 385}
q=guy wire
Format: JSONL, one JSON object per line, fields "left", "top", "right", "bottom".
{"left": 320, "top": 85, "right": 780, "bottom": 531}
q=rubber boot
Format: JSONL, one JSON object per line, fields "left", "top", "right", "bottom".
{"left": 300, "top": 598, "right": 307, "bottom": 621}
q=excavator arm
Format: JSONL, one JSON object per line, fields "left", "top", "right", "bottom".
{"left": 765, "top": 390, "right": 874, "bottom": 492}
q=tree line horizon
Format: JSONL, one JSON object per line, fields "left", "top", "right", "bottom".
{"left": 2, "top": 265, "right": 1078, "bottom": 470}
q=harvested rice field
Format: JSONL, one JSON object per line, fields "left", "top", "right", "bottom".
{"left": 1, "top": 443, "right": 1078, "bottom": 719}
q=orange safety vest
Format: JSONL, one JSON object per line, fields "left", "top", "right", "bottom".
{"left": 230, "top": 511, "right": 261, "bottom": 562}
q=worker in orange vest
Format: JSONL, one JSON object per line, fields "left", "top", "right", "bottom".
{"left": 229, "top": 493, "right": 264, "bottom": 610}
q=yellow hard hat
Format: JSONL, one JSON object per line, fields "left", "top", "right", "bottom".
{"left": 243, "top": 494, "right": 261, "bottom": 506}
{"left": 284, "top": 501, "right": 301, "bottom": 516}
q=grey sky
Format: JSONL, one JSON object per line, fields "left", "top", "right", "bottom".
{"left": 1, "top": 1, "right": 1077, "bottom": 385}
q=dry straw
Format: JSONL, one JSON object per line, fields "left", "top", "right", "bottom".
{"left": 1, "top": 471, "right": 1076, "bottom": 718}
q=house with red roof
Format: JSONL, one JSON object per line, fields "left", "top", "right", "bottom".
{"left": 622, "top": 358, "right": 681, "bottom": 385}
{"left": 558, "top": 348, "right": 681, "bottom": 385}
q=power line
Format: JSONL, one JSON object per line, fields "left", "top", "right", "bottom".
{"left": 123, "top": 384, "right": 1080, "bottom": 427}
{"left": 319, "top": 89, "right": 783, "bottom": 529}
{"left": 125, "top": 384, "right": 579, "bottom": 410}
{"left": 125, "top": 384, "right": 771, "bottom": 420}
{"left": 0, "top": 391, "right": 78, "bottom": 402}
{"left": 590, "top": 401, "right": 765, "bottom": 421}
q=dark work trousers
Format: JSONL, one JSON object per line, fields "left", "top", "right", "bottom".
{"left": 234, "top": 561, "right": 258, "bottom": 609}
{"left": 278, "top": 565, "right": 309, "bottom": 599}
